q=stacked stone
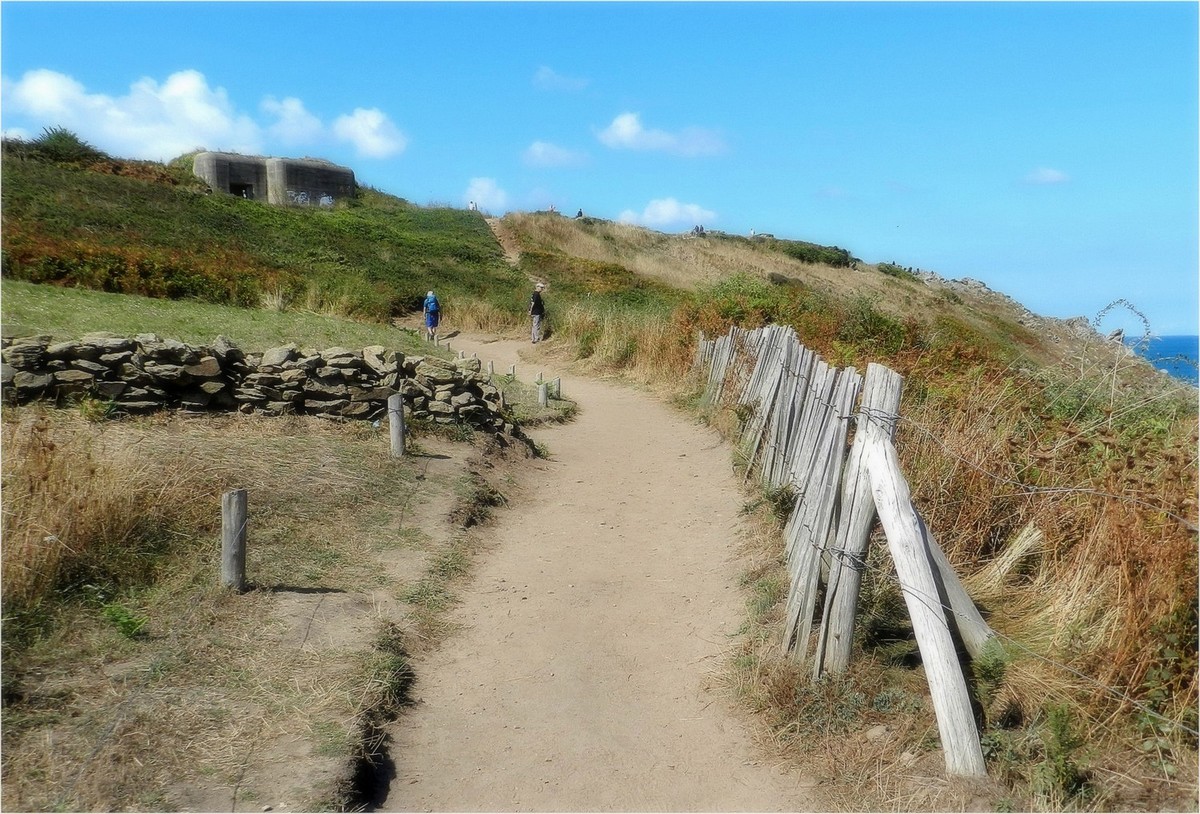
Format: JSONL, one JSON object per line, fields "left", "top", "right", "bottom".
{"left": 404, "top": 355, "right": 504, "bottom": 427}
{"left": 0, "top": 332, "right": 240, "bottom": 414}
{"left": 1, "top": 334, "right": 510, "bottom": 433}
{"left": 235, "top": 344, "right": 404, "bottom": 420}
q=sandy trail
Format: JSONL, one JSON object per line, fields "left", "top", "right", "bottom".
{"left": 384, "top": 334, "right": 815, "bottom": 812}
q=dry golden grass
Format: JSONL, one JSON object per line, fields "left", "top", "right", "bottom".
{"left": 443, "top": 298, "right": 523, "bottom": 334}
{"left": 899, "top": 364, "right": 1198, "bottom": 712}
{"left": 555, "top": 302, "right": 693, "bottom": 384}
{"left": 505, "top": 211, "right": 870, "bottom": 294}
{"left": 1, "top": 407, "right": 222, "bottom": 610}
{"left": 0, "top": 405, "right": 501, "bottom": 811}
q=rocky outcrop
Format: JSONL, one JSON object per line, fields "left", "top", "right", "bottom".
{"left": 1, "top": 333, "right": 513, "bottom": 434}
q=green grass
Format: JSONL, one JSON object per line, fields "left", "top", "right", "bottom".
{"left": 1, "top": 277, "right": 421, "bottom": 353}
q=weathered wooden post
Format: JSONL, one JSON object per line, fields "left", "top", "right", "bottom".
{"left": 508, "top": 364, "right": 516, "bottom": 377}
{"left": 780, "top": 363, "right": 860, "bottom": 663}
{"left": 538, "top": 382, "right": 549, "bottom": 407}
{"left": 552, "top": 377, "right": 561, "bottom": 398}
{"left": 458, "top": 350, "right": 465, "bottom": 359}
{"left": 866, "top": 436, "right": 986, "bottom": 777}
{"left": 388, "top": 393, "right": 406, "bottom": 457}
{"left": 221, "top": 488, "right": 248, "bottom": 592}
{"left": 816, "top": 362, "right": 903, "bottom": 676}
{"left": 921, "top": 517, "right": 997, "bottom": 659}
{"left": 487, "top": 360, "right": 495, "bottom": 377}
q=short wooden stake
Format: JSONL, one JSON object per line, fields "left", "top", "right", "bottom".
{"left": 508, "top": 364, "right": 516, "bottom": 377}
{"left": 221, "top": 488, "right": 248, "bottom": 592}
{"left": 538, "top": 382, "right": 549, "bottom": 407}
{"left": 388, "top": 393, "right": 406, "bottom": 457}
{"left": 553, "top": 377, "right": 561, "bottom": 398}
{"left": 487, "top": 360, "right": 494, "bottom": 375}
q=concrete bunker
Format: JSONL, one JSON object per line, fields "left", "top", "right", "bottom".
{"left": 192, "top": 152, "right": 356, "bottom": 207}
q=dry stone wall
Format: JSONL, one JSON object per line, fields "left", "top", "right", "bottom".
{"left": 1, "top": 333, "right": 514, "bottom": 435}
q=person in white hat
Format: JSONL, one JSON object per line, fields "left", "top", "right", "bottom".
{"left": 423, "top": 290, "right": 440, "bottom": 342}
{"left": 528, "top": 282, "right": 546, "bottom": 344}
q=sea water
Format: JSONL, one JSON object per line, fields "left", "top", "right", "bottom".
{"left": 1128, "top": 335, "right": 1199, "bottom": 386}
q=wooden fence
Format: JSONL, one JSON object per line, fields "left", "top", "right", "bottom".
{"left": 697, "top": 325, "right": 992, "bottom": 777}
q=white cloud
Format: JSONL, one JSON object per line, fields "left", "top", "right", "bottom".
{"left": 617, "top": 197, "right": 716, "bottom": 229}
{"left": 523, "top": 140, "right": 587, "bottom": 168}
{"left": 465, "top": 177, "right": 509, "bottom": 212}
{"left": 1, "top": 67, "right": 409, "bottom": 162}
{"left": 597, "top": 112, "right": 725, "bottom": 157}
{"left": 1024, "top": 167, "right": 1069, "bottom": 185}
{"left": 2, "top": 68, "right": 261, "bottom": 159}
{"left": 332, "top": 108, "right": 407, "bottom": 159}
{"left": 263, "top": 96, "right": 323, "bottom": 146}
{"left": 3, "top": 69, "right": 88, "bottom": 117}
{"left": 533, "top": 66, "right": 588, "bottom": 92}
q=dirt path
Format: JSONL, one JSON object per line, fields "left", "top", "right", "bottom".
{"left": 383, "top": 335, "right": 817, "bottom": 812}
{"left": 485, "top": 217, "right": 522, "bottom": 267}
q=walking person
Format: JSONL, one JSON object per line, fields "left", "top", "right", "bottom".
{"left": 423, "top": 290, "right": 441, "bottom": 343}
{"left": 529, "top": 282, "right": 546, "bottom": 344}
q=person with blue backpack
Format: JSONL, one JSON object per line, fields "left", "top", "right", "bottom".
{"left": 423, "top": 290, "right": 440, "bottom": 342}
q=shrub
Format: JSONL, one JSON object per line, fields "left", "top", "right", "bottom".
{"left": 29, "top": 126, "right": 108, "bottom": 164}
{"left": 877, "top": 261, "right": 918, "bottom": 281}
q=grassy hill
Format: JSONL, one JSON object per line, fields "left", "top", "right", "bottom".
{"left": 1, "top": 147, "right": 523, "bottom": 323}
{"left": 2, "top": 135, "right": 1196, "bottom": 811}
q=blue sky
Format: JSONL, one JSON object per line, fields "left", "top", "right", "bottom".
{"left": 2, "top": 2, "right": 1197, "bottom": 335}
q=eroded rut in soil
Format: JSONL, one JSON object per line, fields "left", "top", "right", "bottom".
{"left": 381, "top": 335, "right": 817, "bottom": 812}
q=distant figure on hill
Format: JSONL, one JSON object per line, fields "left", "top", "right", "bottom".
{"left": 529, "top": 282, "right": 546, "bottom": 344}
{"left": 468, "top": 200, "right": 477, "bottom": 211}
{"left": 423, "top": 290, "right": 441, "bottom": 342}
{"left": 575, "top": 209, "right": 583, "bottom": 219}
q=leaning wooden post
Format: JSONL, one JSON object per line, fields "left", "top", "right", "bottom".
{"left": 866, "top": 437, "right": 986, "bottom": 777}
{"left": 538, "top": 382, "right": 549, "bottom": 407}
{"left": 921, "top": 517, "right": 997, "bottom": 659}
{"left": 221, "top": 488, "right": 248, "bottom": 592}
{"left": 552, "top": 377, "right": 562, "bottom": 398}
{"left": 388, "top": 393, "right": 406, "bottom": 457}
